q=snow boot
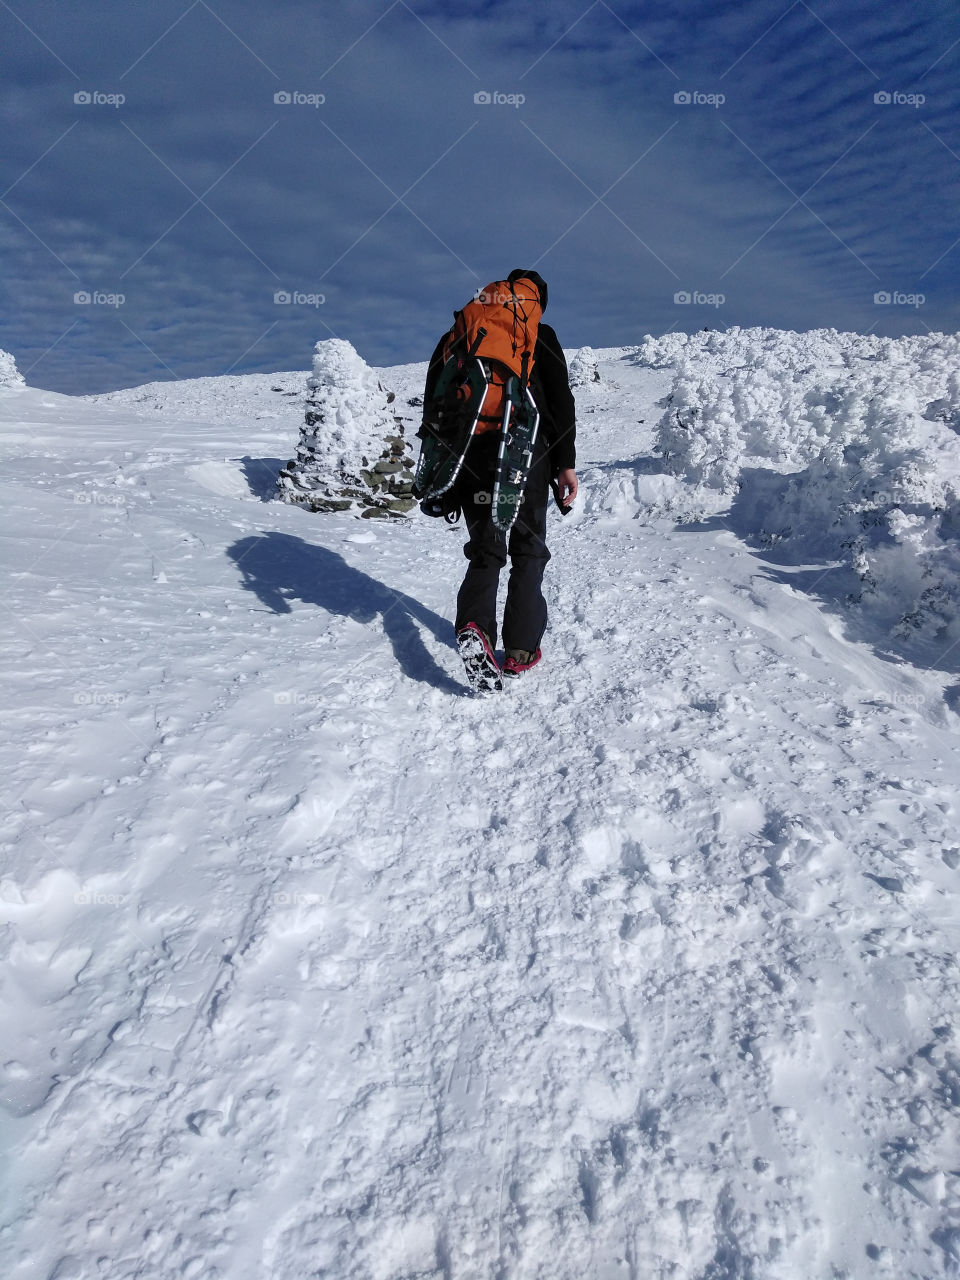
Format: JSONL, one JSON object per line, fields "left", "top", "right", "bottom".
{"left": 502, "top": 647, "right": 541, "bottom": 678}
{"left": 456, "top": 623, "right": 502, "bottom": 693}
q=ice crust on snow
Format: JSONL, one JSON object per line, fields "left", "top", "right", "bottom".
{"left": 642, "top": 326, "right": 960, "bottom": 660}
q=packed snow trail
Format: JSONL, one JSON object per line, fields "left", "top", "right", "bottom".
{"left": 1, "top": 354, "right": 959, "bottom": 1280}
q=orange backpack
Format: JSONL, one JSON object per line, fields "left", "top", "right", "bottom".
{"left": 442, "top": 277, "right": 542, "bottom": 433}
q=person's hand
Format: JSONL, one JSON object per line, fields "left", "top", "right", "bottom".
{"left": 555, "top": 468, "right": 578, "bottom": 510}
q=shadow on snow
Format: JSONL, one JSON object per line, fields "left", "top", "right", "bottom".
{"left": 226, "top": 530, "right": 464, "bottom": 695}
{"left": 237, "top": 456, "right": 288, "bottom": 502}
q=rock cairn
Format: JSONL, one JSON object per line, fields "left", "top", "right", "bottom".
{"left": 278, "top": 339, "right": 417, "bottom": 517}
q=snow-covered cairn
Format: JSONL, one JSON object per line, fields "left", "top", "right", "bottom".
{"left": 0, "top": 348, "right": 25, "bottom": 388}
{"left": 278, "top": 338, "right": 417, "bottom": 517}
{"left": 641, "top": 326, "right": 960, "bottom": 652}
{"left": 568, "top": 345, "right": 602, "bottom": 388}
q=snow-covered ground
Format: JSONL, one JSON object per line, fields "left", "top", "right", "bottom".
{"left": 1, "top": 340, "right": 959, "bottom": 1280}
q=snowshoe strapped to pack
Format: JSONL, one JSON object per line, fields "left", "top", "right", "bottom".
{"left": 413, "top": 278, "right": 543, "bottom": 521}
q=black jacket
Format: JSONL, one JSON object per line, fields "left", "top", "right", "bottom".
{"left": 423, "top": 321, "right": 577, "bottom": 474}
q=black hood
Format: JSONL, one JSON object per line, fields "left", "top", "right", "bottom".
{"left": 508, "top": 268, "right": 548, "bottom": 312}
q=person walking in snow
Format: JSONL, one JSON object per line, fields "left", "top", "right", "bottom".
{"left": 421, "top": 268, "right": 577, "bottom": 689}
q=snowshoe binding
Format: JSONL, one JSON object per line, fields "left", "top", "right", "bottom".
{"left": 502, "top": 647, "right": 541, "bottom": 679}
{"left": 456, "top": 623, "right": 502, "bottom": 693}
{"left": 492, "top": 377, "right": 540, "bottom": 534}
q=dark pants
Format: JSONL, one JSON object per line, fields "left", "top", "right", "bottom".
{"left": 453, "top": 431, "right": 551, "bottom": 652}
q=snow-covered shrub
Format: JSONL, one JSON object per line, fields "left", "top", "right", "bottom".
{"left": 635, "top": 331, "right": 692, "bottom": 369}
{"left": 655, "top": 371, "right": 741, "bottom": 493}
{"left": 647, "top": 327, "right": 960, "bottom": 651}
{"left": 278, "top": 339, "right": 417, "bottom": 517}
{"left": 0, "top": 349, "right": 24, "bottom": 388}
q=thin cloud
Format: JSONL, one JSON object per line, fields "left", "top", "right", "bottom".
{"left": 0, "top": 0, "right": 957, "bottom": 392}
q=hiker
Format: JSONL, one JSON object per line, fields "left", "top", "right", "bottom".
{"left": 421, "top": 268, "right": 577, "bottom": 688}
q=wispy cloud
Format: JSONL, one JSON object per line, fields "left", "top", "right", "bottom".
{"left": 1, "top": 0, "right": 958, "bottom": 392}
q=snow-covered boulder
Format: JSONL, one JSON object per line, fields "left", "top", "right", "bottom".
{"left": 277, "top": 339, "right": 417, "bottom": 517}
{"left": 0, "top": 348, "right": 24, "bottom": 388}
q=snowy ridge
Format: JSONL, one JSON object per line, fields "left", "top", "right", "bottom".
{"left": 1, "top": 341, "right": 959, "bottom": 1280}
{"left": 82, "top": 367, "right": 309, "bottom": 427}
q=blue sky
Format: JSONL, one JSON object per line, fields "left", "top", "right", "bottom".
{"left": 2, "top": 0, "right": 959, "bottom": 392}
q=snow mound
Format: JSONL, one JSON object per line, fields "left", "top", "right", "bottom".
{"left": 309, "top": 336, "right": 370, "bottom": 389}
{"left": 0, "top": 349, "right": 25, "bottom": 388}
{"left": 278, "top": 339, "right": 417, "bottom": 517}
{"left": 643, "top": 326, "right": 960, "bottom": 657}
